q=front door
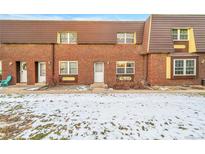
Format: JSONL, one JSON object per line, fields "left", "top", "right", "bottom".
{"left": 38, "top": 62, "right": 46, "bottom": 83}
{"left": 94, "top": 62, "right": 104, "bottom": 83}
{"left": 20, "top": 62, "right": 27, "bottom": 83}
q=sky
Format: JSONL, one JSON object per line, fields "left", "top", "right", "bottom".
{"left": 0, "top": 14, "right": 149, "bottom": 21}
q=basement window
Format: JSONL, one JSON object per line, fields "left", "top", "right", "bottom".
{"left": 171, "top": 29, "right": 188, "bottom": 41}
{"left": 117, "top": 32, "right": 135, "bottom": 44}
{"left": 58, "top": 32, "right": 77, "bottom": 44}
{"left": 59, "top": 61, "right": 78, "bottom": 75}
{"left": 173, "top": 59, "right": 196, "bottom": 76}
{"left": 116, "top": 61, "right": 135, "bottom": 74}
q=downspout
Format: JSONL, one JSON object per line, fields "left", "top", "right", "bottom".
{"left": 51, "top": 43, "right": 55, "bottom": 85}
{"left": 144, "top": 54, "right": 148, "bottom": 82}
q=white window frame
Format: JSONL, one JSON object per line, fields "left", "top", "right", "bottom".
{"left": 59, "top": 32, "right": 77, "bottom": 44}
{"left": 59, "top": 61, "right": 78, "bottom": 75}
{"left": 116, "top": 61, "right": 135, "bottom": 75}
{"left": 173, "top": 59, "right": 196, "bottom": 76}
{"left": 117, "top": 32, "right": 135, "bottom": 44}
{"left": 172, "top": 29, "right": 189, "bottom": 41}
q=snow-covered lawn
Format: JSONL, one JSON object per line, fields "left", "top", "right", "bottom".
{"left": 0, "top": 93, "right": 205, "bottom": 140}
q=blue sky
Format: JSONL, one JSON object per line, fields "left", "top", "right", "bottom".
{"left": 0, "top": 14, "right": 149, "bottom": 21}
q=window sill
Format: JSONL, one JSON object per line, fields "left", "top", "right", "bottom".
{"left": 173, "top": 39, "right": 189, "bottom": 42}
{"left": 116, "top": 43, "right": 136, "bottom": 45}
{"left": 172, "top": 75, "right": 197, "bottom": 79}
{"left": 57, "top": 43, "right": 77, "bottom": 45}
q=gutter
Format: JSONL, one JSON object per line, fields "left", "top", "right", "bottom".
{"left": 51, "top": 43, "right": 55, "bottom": 85}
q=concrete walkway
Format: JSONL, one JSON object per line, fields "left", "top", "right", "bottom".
{"left": 0, "top": 85, "right": 205, "bottom": 95}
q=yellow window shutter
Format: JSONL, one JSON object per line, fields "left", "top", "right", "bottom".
{"left": 57, "top": 33, "right": 60, "bottom": 44}
{"left": 166, "top": 56, "right": 171, "bottom": 79}
{"left": 188, "top": 28, "right": 197, "bottom": 53}
{"left": 134, "top": 32, "right": 137, "bottom": 44}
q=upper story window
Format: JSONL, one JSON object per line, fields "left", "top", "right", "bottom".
{"left": 116, "top": 61, "right": 135, "bottom": 74}
{"left": 172, "top": 29, "right": 188, "bottom": 41}
{"left": 117, "top": 32, "right": 135, "bottom": 44}
{"left": 173, "top": 59, "right": 196, "bottom": 76}
{"left": 58, "top": 32, "right": 77, "bottom": 44}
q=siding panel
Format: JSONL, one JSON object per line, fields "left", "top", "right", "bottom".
{"left": 149, "top": 15, "right": 205, "bottom": 53}
{"left": 0, "top": 21, "right": 145, "bottom": 44}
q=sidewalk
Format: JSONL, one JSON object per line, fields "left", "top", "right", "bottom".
{"left": 0, "top": 85, "right": 205, "bottom": 94}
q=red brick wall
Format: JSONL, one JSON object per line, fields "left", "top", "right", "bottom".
{"left": 0, "top": 44, "right": 53, "bottom": 85}
{"left": 147, "top": 53, "right": 205, "bottom": 85}
{"left": 0, "top": 44, "right": 145, "bottom": 86}
{"left": 1, "top": 44, "right": 204, "bottom": 87}
{"left": 54, "top": 45, "right": 145, "bottom": 86}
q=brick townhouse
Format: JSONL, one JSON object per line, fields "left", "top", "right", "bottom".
{"left": 0, "top": 15, "right": 205, "bottom": 87}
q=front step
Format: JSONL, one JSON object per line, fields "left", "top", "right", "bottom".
{"left": 90, "top": 83, "right": 108, "bottom": 89}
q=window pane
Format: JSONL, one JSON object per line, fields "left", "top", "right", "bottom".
{"left": 117, "top": 33, "right": 125, "bottom": 44}
{"left": 60, "top": 33, "right": 68, "bottom": 43}
{"left": 127, "top": 62, "right": 134, "bottom": 67}
{"left": 40, "top": 63, "right": 46, "bottom": 76}
{"left": 126, "top": 38, "right": 134, "bottom": 44}
{"left": 186, "top": 60, "right": 195, "bottom": 75}
{"left": 95, "top": 63, "right": 103, "bottom": 72}
{"left": 126, "top": 33, "right": 135, "bottom": 44}
{"left": 117, "top": 61, "right": 135, "bottom": 74}
{"left": 175, "top": 60, "right": 184, "bottom": 75}
{"left": 117, "top": 33, "right": 125, "bottom": 38}
{"left": 172, "top": 29, "right": 178, "bottom": 40}
{"left": 69, "top": 32, "right": 77, "bottom": 44}
{"left": 126, "top": 33, "right": 134, "bottom": 39}
{"left": 69, "top": 62, "right": 78, "bottom": 74}
{"left": 60, "top": 62, "right": 68, "bottom": 74}
{"left": 117, "top": 68, "right": 125, "bottom": 74}
{"left": 180, "top": 29, "right": 188, "bottom": 40}
{"left": 126, "top": 68, "right": 134, "bottom": 74}
{"left": 117, "top": 62, "right": 126, "bottom": 67}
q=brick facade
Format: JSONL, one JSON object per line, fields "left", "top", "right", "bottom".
{"left": 147, "top": 53, "right": 205, "bottom": 86}
{"left": 0, "top": 44, "right": 54, "bottom": 85}
{"left": 1, "top": 16, "right": 205, "bottom": 87}
{"left": 0, "top": 44, "right": 146, "bottom": 87}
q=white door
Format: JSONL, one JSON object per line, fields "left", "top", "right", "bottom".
{"left": 94, "top": 62, "right": 104, "bottom": 83}
{"left": 20, "top": 62, "right": 27, "bottom": 83}
{"left": 38, "top": 62, "right": 46, "bottom": 83}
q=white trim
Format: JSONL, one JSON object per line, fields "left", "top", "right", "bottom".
{"left": 147, "top": 15, "right": 152, "bottom": 52}
{"left": 59, "top": 32, "right": 77, "bottom": 44}
{"left": 94, "top": 62, "right": 104, "bottom": 83}
{"left": 172, "top": 29, "right": 189, "bottom": 41}
{"left": 116, "top": 61, "right": 135, "bottom": 75}
{"left": 38, "top": 62, "right": 46, "bottom": 83}
{"left": 173, "top": 59, "right": 196, "bottom": 76}
{"left": 59, "top": 61, "right": 78, "bottom": 75}
{"left": 117, "top": 32, "right": 135, "bottom": 44}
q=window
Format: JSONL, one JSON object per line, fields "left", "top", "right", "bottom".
{"left": 117, "top": 32, "right": 135, "bottom": 44}
{"left": 59, "top": 32, "right": 77, "bottom": 44}
{"left": 116, "top": 61, "right": 135, "bottom": 74}
{"left": 174, "top": 59, "right": 196, "bottom": 76}
{"left": 0, "top": 61, "right": 2, "bottom": 75}
{"left": 59, "top": 61, "right": 78, "bottom": 75}
{"left": 171, "top": 29, "right": 188, "bottom": 40}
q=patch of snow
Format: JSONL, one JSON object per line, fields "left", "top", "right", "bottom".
{"left": 0, "top": 93, "right": 205, "bottom": 139}
{"left": 25, "top": 87, "right": 41, "bottom": 91}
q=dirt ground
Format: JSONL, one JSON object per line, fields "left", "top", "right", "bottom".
{"left": 0, "top": 84, "right": 205, "bottom": 95}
